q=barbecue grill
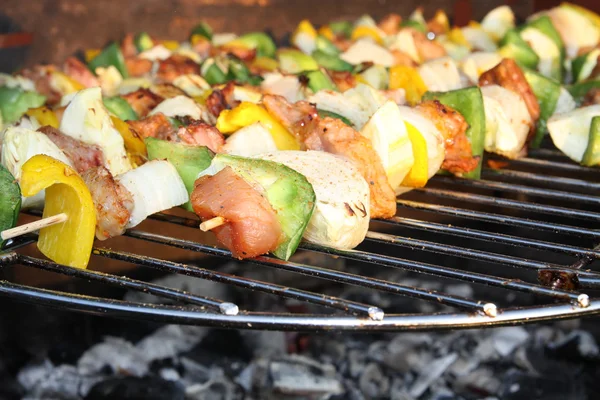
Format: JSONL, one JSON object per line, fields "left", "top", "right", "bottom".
{"left": 0, "top": 140, "right": 598, "bottom": 332}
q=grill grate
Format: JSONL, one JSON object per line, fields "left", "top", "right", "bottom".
{"left": 0, "top": 144, "right": 599, "bottom": 331}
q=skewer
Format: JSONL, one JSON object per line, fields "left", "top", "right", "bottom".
{"left": 199, "top": 216, "right": 226, "bottom": 232}
{"left": 1, "top": 213, "right": 68, "bottom": 240}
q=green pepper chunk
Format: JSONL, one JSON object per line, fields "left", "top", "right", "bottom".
{"left": 582, "top": 116, "right": 600, "bottom": 166}
{"left": 312, "top": 50, "right": 353, "bottom": 72}
{"left": 498, "top": 30, "right": 539, "bottom": 70}
{"left": 134, "top": 32, "right": 154, "bottom": 53}
{"left": 103, "top": 96, "right": 138, "bottom": 121}
{"left": 201, "top": 58, "right": 228, "bottom": 85}
{"left": 400, "top": 20, "right": 427, "bottom": 34}
{"left": 88, "top": 42, "right": 129, "bottom": 78}
{"left": 206, "top": 154, "right": 315, "bottom": 260}
{"left": 315, "top": 35, "right": 340, "bottom": 55}
{"left": 146, "top": 138, "right": 214, "bottom": 211}
{"left": 190, "top": 22, "right": 213, "bottom": 41}
{"left": 226, "top": 57, "right": 251, "bottom": 83}
{"left": 522, "top": 69, "right": 561, "bottom": 148}
{"left": 567, "top": 80, "right": 600, "bottom": 105}
{"left": 235, "top": 32, "right": 277, "bottom": 58}
{"left": 0, "top": 165, "right": 21, "bottom": 249}
{"left": 423, "top": 87, "right": 486, "bottom": 179}
{"left": 317, "top": 109, "right": 352, "bottom": 126}
{"left": 0, "top": 86, "right": 46, "bottom": 125}
{"left": 278, "top": 49, "right": 319, "bottom": 74}
{"left": 329, "top": 21, "right": 353, "bottom": 38}
{"left": 520, "top": 16, "right": 565, "bottom": 81}
{"left": 304, "top": 70, "right": 337, "bottom": 92}
{"left": 571, "top": 50, "right": 600, "bottom": 83}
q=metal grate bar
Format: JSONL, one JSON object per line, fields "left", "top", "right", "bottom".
{"left": 382, "top": 217, "right": 600, "bottom": 259}
{"left": 91, "top": 246, "right": 383, "bottom": 319}
{"left": 415, "top": 188, "right": 600, "bottom": 222}
{"left": 528, "top": 148, "right": 570, "bottom": 159}
{"left": 301, "top": 243, "right": 589, "bottom": 307}
{"left": 364, "top": 231, "right": 600, "bottom": 276}
{"left": 493, "top": 157, "right": 600, "bottom": 175}
{"left": 431, "top": 176, "right": 600, "bottom": 206}
{"left": 16, "top": 254, "right": 239, "bottom": 315}
{"left": 124, "top": 229, "right": 493, "bottom": 315}
{"left": 397, "top": 200, "right": 600, "bottom": 239}
{"left": 482, "top": 169, "right": 600, "bottom": 193}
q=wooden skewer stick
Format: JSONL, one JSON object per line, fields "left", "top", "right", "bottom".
{"left": 1, "top": 213, "right": 68, "bottom": 240}
{"left": 199, "top": 216, "right": 226, "bottom": 232}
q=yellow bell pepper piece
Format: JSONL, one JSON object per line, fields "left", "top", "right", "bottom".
{"left": 111, "top": 116, "right": 147, "bottom": 167}
{"left": 216, "top": 102, "right": 300, "bottom": 150}
{"left": 161, "top": 40, "right": 180, "bottom": 51}
{"left": 26, "top": 107, "right": 59, "bottom": 128}
{"left": 50, "top": 71, "right": 85, "bottom": 95}
{"left": 85, "top": 49, "right": 101, "bottom": 63}
{"left": 351, "top": 26, "right": 383, "bottom": 45}
{"left": 293, "top": 20, "right": 318, "bottom": 39}
{"left": 448, "top": 27, "right": 472, "bottom": 50}
{"left": 389, "top": 66, "right": 428, "bottom": 106}
{"left": 190, "top": 34, "right": 210, "bottom": 47}
{"left": 401, "top": 122, "right": 428, "bottom": 188}
{"left": 431, "top": 10, "right": 450, "bottom": 34}
{"left": 20, "top": 155, "right": 96, "bottom": 269}
{"left": 250, "top": 56, "right": 279, "bottom": 72}
{"left": 318, "top": 26, "right": 336, "bottom": 41}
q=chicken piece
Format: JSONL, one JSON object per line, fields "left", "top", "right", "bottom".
{"left": 157, "top": 54, "right": 200, "bottom": 83}
{"left": 378, "top": 14, "right": 402, "bottom": 36}
{"left": 218, "top": 46, "right": 257, "bottom": 62}
{"left": 177, "top": 120, "right": 225, "bottom": 153}
{"left": 382, "top": 89, "right": 406, "bottom": 105}
{"left": 128, "top": 113, "right": 176, "bottom": 141}
{"left": 263, "top": 94, "right": 396, "bottom": 219}
{"left": 82, "top": 166, "right": 134, "bottom": 240}
{"left": 409, "top": 29, "right": 447, "bottom": 62}
{"left": 479, "top": 59, "right": 540, "bottom": 126}
{"left": 331, "top": 37, "right": 353, "bottom": 52}
{"left": 37, "top": 126, "right": 104, "bottom": 173}
{"left": 122, "top": 89, "right": 164, "bottom": 117}
{"left": 329, "top": 71, "right": 357, "bottom": 92}
{"left": 63, "top": 57, "right": 99, "bottom": 88}
{"left": 149, "top": 83, "right": 188, "bottom": 99}
{"left": 121, "top": 33, "right": 138, "bottom": 58}
{"left": 416, "top": 100, "right": 479, "bottom": 175}
{"left": 126, "top": 57, "right": 154, "bottom": 77}
{"left": 191, "top": 166, "right": 283, "bottom": 259}
{"left": 205, "top": 82, "right": 239, "bottom": 117}
{"left": 19, "top": 65, "right": 61, "bottom": 105}
{"left": 582, "top": 87, "right": 600, "bottom": 106}
{"left": 391, "top": 50, "right": 418, "bottom": 67}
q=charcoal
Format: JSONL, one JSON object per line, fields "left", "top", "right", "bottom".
{"left": 409, "top": 353, "right": 458, "bottom": 398}
{"left": 19, "top": 363, "right": 102, "bottom": 400}
{"left": 85, "top": 376, "right": 185, "bottom": 400}
{"left": 136, "top": 325, "right": 209, "bottom": 363}
{"left": 184, "top": 366, "right": 238, "bottom": 400}
{"left": 269, "top": 356, "right": 343, "bottom": 397}
{"left": 498, "top": 369, "right": 585, "bottom": 400}
{"left": 77, "top": 337, "right": 148, "bottom": 376}
{"left": 452, "top": 367, "right": 501, "bottom": 397}
{"left": 546, "top": 330, "right": 600, "bottom": 361}
{"left": 239, "top": 330, "right": 286, "bottom": 359}
{"left": 491, "top": 327, "right": 530, "bottom": 357}
{"left": 358, "top": 363, "right": 389, "bottom": 398}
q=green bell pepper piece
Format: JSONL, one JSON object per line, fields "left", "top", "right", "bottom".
{"left": 312, "top": 50, "right": 353, "bottom": 72}
{"left": 0, "top": 165, "right": 21, "bottom": 249}
{"left": 520, "top": 16, "right": 565, "bottom": 81}
{"left": 226, "top": 57, "right": 251, "bottom": 83}
{"left": 146, "top": 138, "right": 214, "bottom": 211}
{"left": 190, "top": 22, "right": 213, "bottom": 41}
{"left": 201, "top": 58, "right": 228, "bottom": 85}
{"left": 571, "top": 50, "right": 600, "bottom": 83}
{"left": 522, "top": 69, "right": 561, "bottom": 148}
{"left": 304, "top": 70, "right": 337, "bottom": 92}
{"left": 400, "top": 20, "right": 427, "bottom": 34}
{"left": 103, "top": 96, "right": 138, "bottom": 121}
{"left": 0, "top": 86, "right": 46, "bottom": 125}
{"left": 236, "top": 32, "right": 277, "bottom": 58}
{"left": 582, "top": 116, "right": 600, "bottom": 166}
{"left": 88, "top": 42, "right": 129, "bottom": 78}
{"left": 567, "top": 80, "right": 600, "bottom": 105}
{"left": 168, "top": 117, "right": 184, "bottom": 129}
{"left": 207, "top": 154, "right": 315, "bottom": 260}
{"left": 423, "top": 87, "right": 486, "bottom": 179}
{"left": 498, "top": 30, "right": 539, "bottom": 70}
{"left": 134, "top": 32, "right": 154, "bottom": 53}
{"left": 315, "top": 35, "right": 340, "bottom": 55}
{"left": 329, "top": 21, "right": 353, "bottom": 38}
{"left": 317, "top": 109, "right": 352, "bottom": 126}
{"left": 278, "top": 49, "right": 319, "bottom": 74}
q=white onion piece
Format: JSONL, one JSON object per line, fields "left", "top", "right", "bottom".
{"left": 223, "top": 123, "right": 278, "bottom": 157}
{"left": 117, "top": 160, "right": 188, "bottom": 228}
{"left": 149, "top": 95, "right": 202, "bottom": 119}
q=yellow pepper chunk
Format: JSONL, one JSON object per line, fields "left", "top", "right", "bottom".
{"left": 318, "top": 26, "right": 336, "bottom": 41}
{"left": 447, "top": 27, "right": 472, "bottom": 50}
{"left": 85, "top": 49, "right": 101, "bottom": 63}
{"left": 216, "top": 102, "right": 300, "bottom": 150}
{"left": 50, "top": 71, "right": 85, "bottom": 95}
{"left": 351, "top": 26, "right": 383, "bottom": 45}
{"left": 190, "top": 34, "right": 210, "bottom": 47}
{"left": 389, "top": 66, "right": 428, "bottom": 106}
{"left": 401, "top": 122, "right": 429, "bottom": 188}
{"left": 26, "top": 107, "right": 59, "bottom": 128}
{"left": 250, "top": 57, "right": 279, "bottom": 72}
{"left": 294, "top": 20, "right": 318, "bottom": 39}
{"left": 111, "top": 116, "right": 147, "bottom": 167}
{"left": 20, "top": 155, "right": 96, "bottom": 269}
{"left": 161, "top": 40, "right": 180, "bottom": 51}
{"left": 431, "top": 10, "right": 450, "bottom": 34}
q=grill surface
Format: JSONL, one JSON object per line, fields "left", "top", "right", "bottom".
{"left": 0, "top": 141, "right": 599, "bottom": 331}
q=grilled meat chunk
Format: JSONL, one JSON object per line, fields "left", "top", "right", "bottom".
{"left": 37, "top": 126, "right": 104, "bottom": 173}
{"left": 157, "top": 55, "right": 200, "bottom": 83}
{"left": 128, "top": 113, "right": 177, "bottom": 141}
{"left": 378, "top": 14, "right": 402, "bottom": 36}
{"left": 81, "top": 165, "right": 134, "bottom": 240}
{"left": 122, "top": 89, "right": 164, "bottom": 117}
{"left": 177, "top": 120, "right": 225, "bottom": 153}
{"left": 192, "top": 166, "right": 282, "bottom": 259}
{"left": 63, "top": 57, "right": 99, "bottom": 88}
{"left": 206, "top": 82, "right": 239, "bottom": 118}
{"left": 416, "top": 100, "right": 479, "bottom": 175}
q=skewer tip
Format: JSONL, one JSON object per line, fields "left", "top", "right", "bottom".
{"left": 483, "top": 303, "right": 497, "bottom": 318}
{"left": 368, "top": 306, "right": 385, "bottom": 321}
{"left": 200, "top": 216, "right": 226, "bottom": 232}
{"left": 219, "top": 302, "right": 239, "bottom": 316}
{"left": 577, "top": 294, "right": 590, "bottom": 308}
